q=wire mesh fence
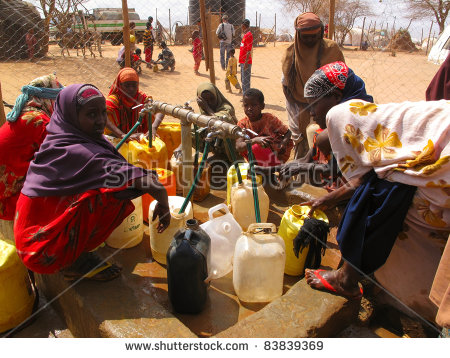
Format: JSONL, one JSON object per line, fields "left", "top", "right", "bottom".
{"left": 0, "top": 0, "right": 449, "bottom": 338}
{"left": 0, "top": 0, "right": 447, "bottom": 123}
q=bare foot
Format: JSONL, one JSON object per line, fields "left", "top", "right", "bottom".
{"left": 305, "top": 268, "right": 362, "bottom": 299}
{"left": 194, "top": 71, "right": 200, "bottom": 76}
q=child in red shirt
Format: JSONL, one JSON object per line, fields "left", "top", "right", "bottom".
{"left": 236, "top": 88, "right": 292, "bottom": 166}
{"left": 192, "top": 30, "right": 202, "bottom": 75}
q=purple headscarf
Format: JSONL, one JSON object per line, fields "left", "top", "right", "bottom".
{"left": 22, "top": 84, "right": 148, "bottom": 198}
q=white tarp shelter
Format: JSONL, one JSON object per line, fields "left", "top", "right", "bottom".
{"left": 344, "top": 28, "right": 362, "bottom": 46}
{"left": 428, "top": 25, "right": 450, "bottom": 64}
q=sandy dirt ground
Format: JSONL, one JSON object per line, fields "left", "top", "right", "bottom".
{"left": 0, "top": 42, "right": 441, "bottom": 124}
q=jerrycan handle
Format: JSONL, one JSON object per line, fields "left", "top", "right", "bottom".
{"left": 208, "top": 203, "right": 230, "bottom": 221}
{"left": 247, "top": 223, "right": 276, "bottom": 234}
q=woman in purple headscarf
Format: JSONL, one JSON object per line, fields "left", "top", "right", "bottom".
{"left": 14, "top": 84, "right": 170, "bottom": 281}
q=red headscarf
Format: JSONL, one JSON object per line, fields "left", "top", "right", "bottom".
{"left": 106, "top": 68, "right": 150, "bottom": 134}
{"left": 108, "top": 67, "right": 140, "bottom": 106}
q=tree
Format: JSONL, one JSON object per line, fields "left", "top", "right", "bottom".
{"left": 281, "top": 0, "right": 373, "bottom": 46}
{"left": 282, "top": 0, "right": 326, "bottom": 14}
{"left": 406, "top": 0, "right": 450, "bottom": 34}
{"left": 32, "top": 0, "right": 88, "bottom": 36}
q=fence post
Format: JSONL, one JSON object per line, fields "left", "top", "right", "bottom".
{"left": 426, "top": 20, "right": 434, "bottom": 55}
{"left": 359, "top": 17, "right": 366, "bottom": 49}
{"left": 329, "top": 0, "right": 335, "bottom": 40}
{"left": 0, "top": 82, "right": 6, "bottom": 126}
{"left": 121, "top": 0, "right": 131, "bottom": 68}
{"left": 169, "top": 9, "right": 172, "bottom": 45}
{"left": 206, "top": 11, "right": 215, "bottom": 84}
{"left": 199, "top": 0, "right": 209, "bottom": 71}
{"left": 274, "top": 13, "right": 276, "bottom": 47}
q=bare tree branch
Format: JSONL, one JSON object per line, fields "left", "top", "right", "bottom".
{"left": 407, "top": 0, "right": 450, "bottom": 33}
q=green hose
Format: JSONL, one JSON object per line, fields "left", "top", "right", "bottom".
{"left": 148, "top": 114, "right": 152, "bottom": 148}
{"left": 225, "top": 138, "right": 243, "bottom": 184}
{"left": 194, "top": 124, "right": 199, "bottom": 167}
{"left": 246, "top": 141, "right": 261, "bottom": 223}
{"left": 178, "top": 141, "right": 210, "bottom": 214}
{"left": 115, "top": 114, "right": 143, "bottom": 150}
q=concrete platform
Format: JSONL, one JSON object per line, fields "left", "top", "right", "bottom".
{"left": 32, "top": 186, "right": 360, "bottom": 338}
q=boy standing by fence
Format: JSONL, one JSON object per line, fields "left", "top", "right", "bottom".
{"left": 225, "top": 48, "right": 241, "bottom": 93}
{"left": 192, "top": 30, "right": 202, "bottom": 75}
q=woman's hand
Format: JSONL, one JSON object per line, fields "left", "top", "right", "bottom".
{"left": 196, "top": 96, "right": 208, "bottom": 112}
{"left": 150, "top": 126, "right": 160, "bottom": 141}
{"left": 278, "top": 161, "right": 311, "bottom": 179}
{"left": 122, "top": 132, "right": 141, "bottom": 142}
{"left": 303, "top": 192, "right": 339, "bottom": 217}
{"left": 278, "top": 137, "right": 290, "bottom": 154}
{"left": 152, "top": 202, "right": 171, "bottom": 233}
{"left": 252, "top": 136, "right": 272, "bottom": 148}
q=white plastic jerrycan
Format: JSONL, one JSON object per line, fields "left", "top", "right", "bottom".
{"left": 233, "top": 223, "right": 286, "bottom": 303}
{"left": 149, "top": 196, "right": 193, "bottom": 264}
{"left": 200, "top": 203, "right": 242, "bottom": 280}
{"left": 106, "top": 197, "right": 144, "bottom": 249}
{"left": 230, "top": 179, "right": 269, "bottom": 231}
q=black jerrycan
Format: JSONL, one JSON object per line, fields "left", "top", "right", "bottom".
{"left": 166, "top": 219, "right": 211, "bottom": 314}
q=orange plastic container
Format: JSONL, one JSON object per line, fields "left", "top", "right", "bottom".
{"left": 142, "top": 168, "right": 177, "bottom": 223}
{"left": 193, "top": 161, "right": 211, "bottom": 202}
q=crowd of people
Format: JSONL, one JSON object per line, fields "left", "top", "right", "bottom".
{"left": 0, "top": 11, "right": 448, "bottom": 336}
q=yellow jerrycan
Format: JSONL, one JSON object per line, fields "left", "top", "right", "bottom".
{"left": 226, "top": 163, "right": 262, "bottom": 207}
{"left": 149, "top": 196, "right": 194, "bottom": 264}
{"left": 120, "top": 135, "right": 169, "bottom": 170}
{"left": 0, "top": 239, "right": 35, "bottom": 333}
{"left": 277, "top": 205, "right": 329, "bottom": 276}
{"left": 230, "top": 179, "right": 269, "bottom": 231}
{"left": 156, "top": 122, "right": 181, "bottom": 159}
{"left": 106, "top": 197, "right": 144, "bottom": 249}
{"left": 233, "top": 223, "right": 286, "bottom": 303}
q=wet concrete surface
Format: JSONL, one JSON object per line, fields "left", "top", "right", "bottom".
{"left": 127, "top": 188, "right": 305, "bottom": 337}
{"left": 91, "top": 186, "right": 348, "bottom": 337}
{"left": 7, "top": 185, "right": 436, "bottom": 338}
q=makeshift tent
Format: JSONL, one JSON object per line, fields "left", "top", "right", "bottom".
{"left": 428, "top": 25, "right": 450, "bottom": 64}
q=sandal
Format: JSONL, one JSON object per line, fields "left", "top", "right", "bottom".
{"left": 63, "top": 252, "right": 122, "bottom": 282}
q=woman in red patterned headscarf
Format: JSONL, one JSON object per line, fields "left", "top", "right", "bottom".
{"left": 105, "top": 68, "right": 164, "bottom": 140}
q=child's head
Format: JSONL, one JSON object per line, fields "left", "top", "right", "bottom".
{"left": 192, "top": 30, "right": 199, "bottom": 39}
{"left": 243, "top": 88, "right": 265, "bottom": 122}
{"left": 160, "top": 41, "right": 167, "bottom": 48}
{"left": 316, "top": 129, "right": 331, "bottom": 156}
{"left": 129, "top": 22, "right": 136, "bottom": 29}
{"left": 135, "top": 48, "right": 142, "bottom": 55}
{"left": 229, "top": 48, "right": 235, "bottom": 57}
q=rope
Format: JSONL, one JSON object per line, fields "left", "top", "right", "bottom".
{"left": 178, "top": 140, "right": 210, "bottom": 214}
{"left": 225, "top": 138, "right": 243, "bottom": 184}
{"left": 246, "top": 141, "right": 261, "bottom": 223}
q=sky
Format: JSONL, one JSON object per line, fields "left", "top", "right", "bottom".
{"left": 31, "top": 0, "right": 447, "bottom": 41}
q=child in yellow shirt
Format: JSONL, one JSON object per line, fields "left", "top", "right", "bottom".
{"left": 225, "top": 49, "right": 242, "bottom": 94}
